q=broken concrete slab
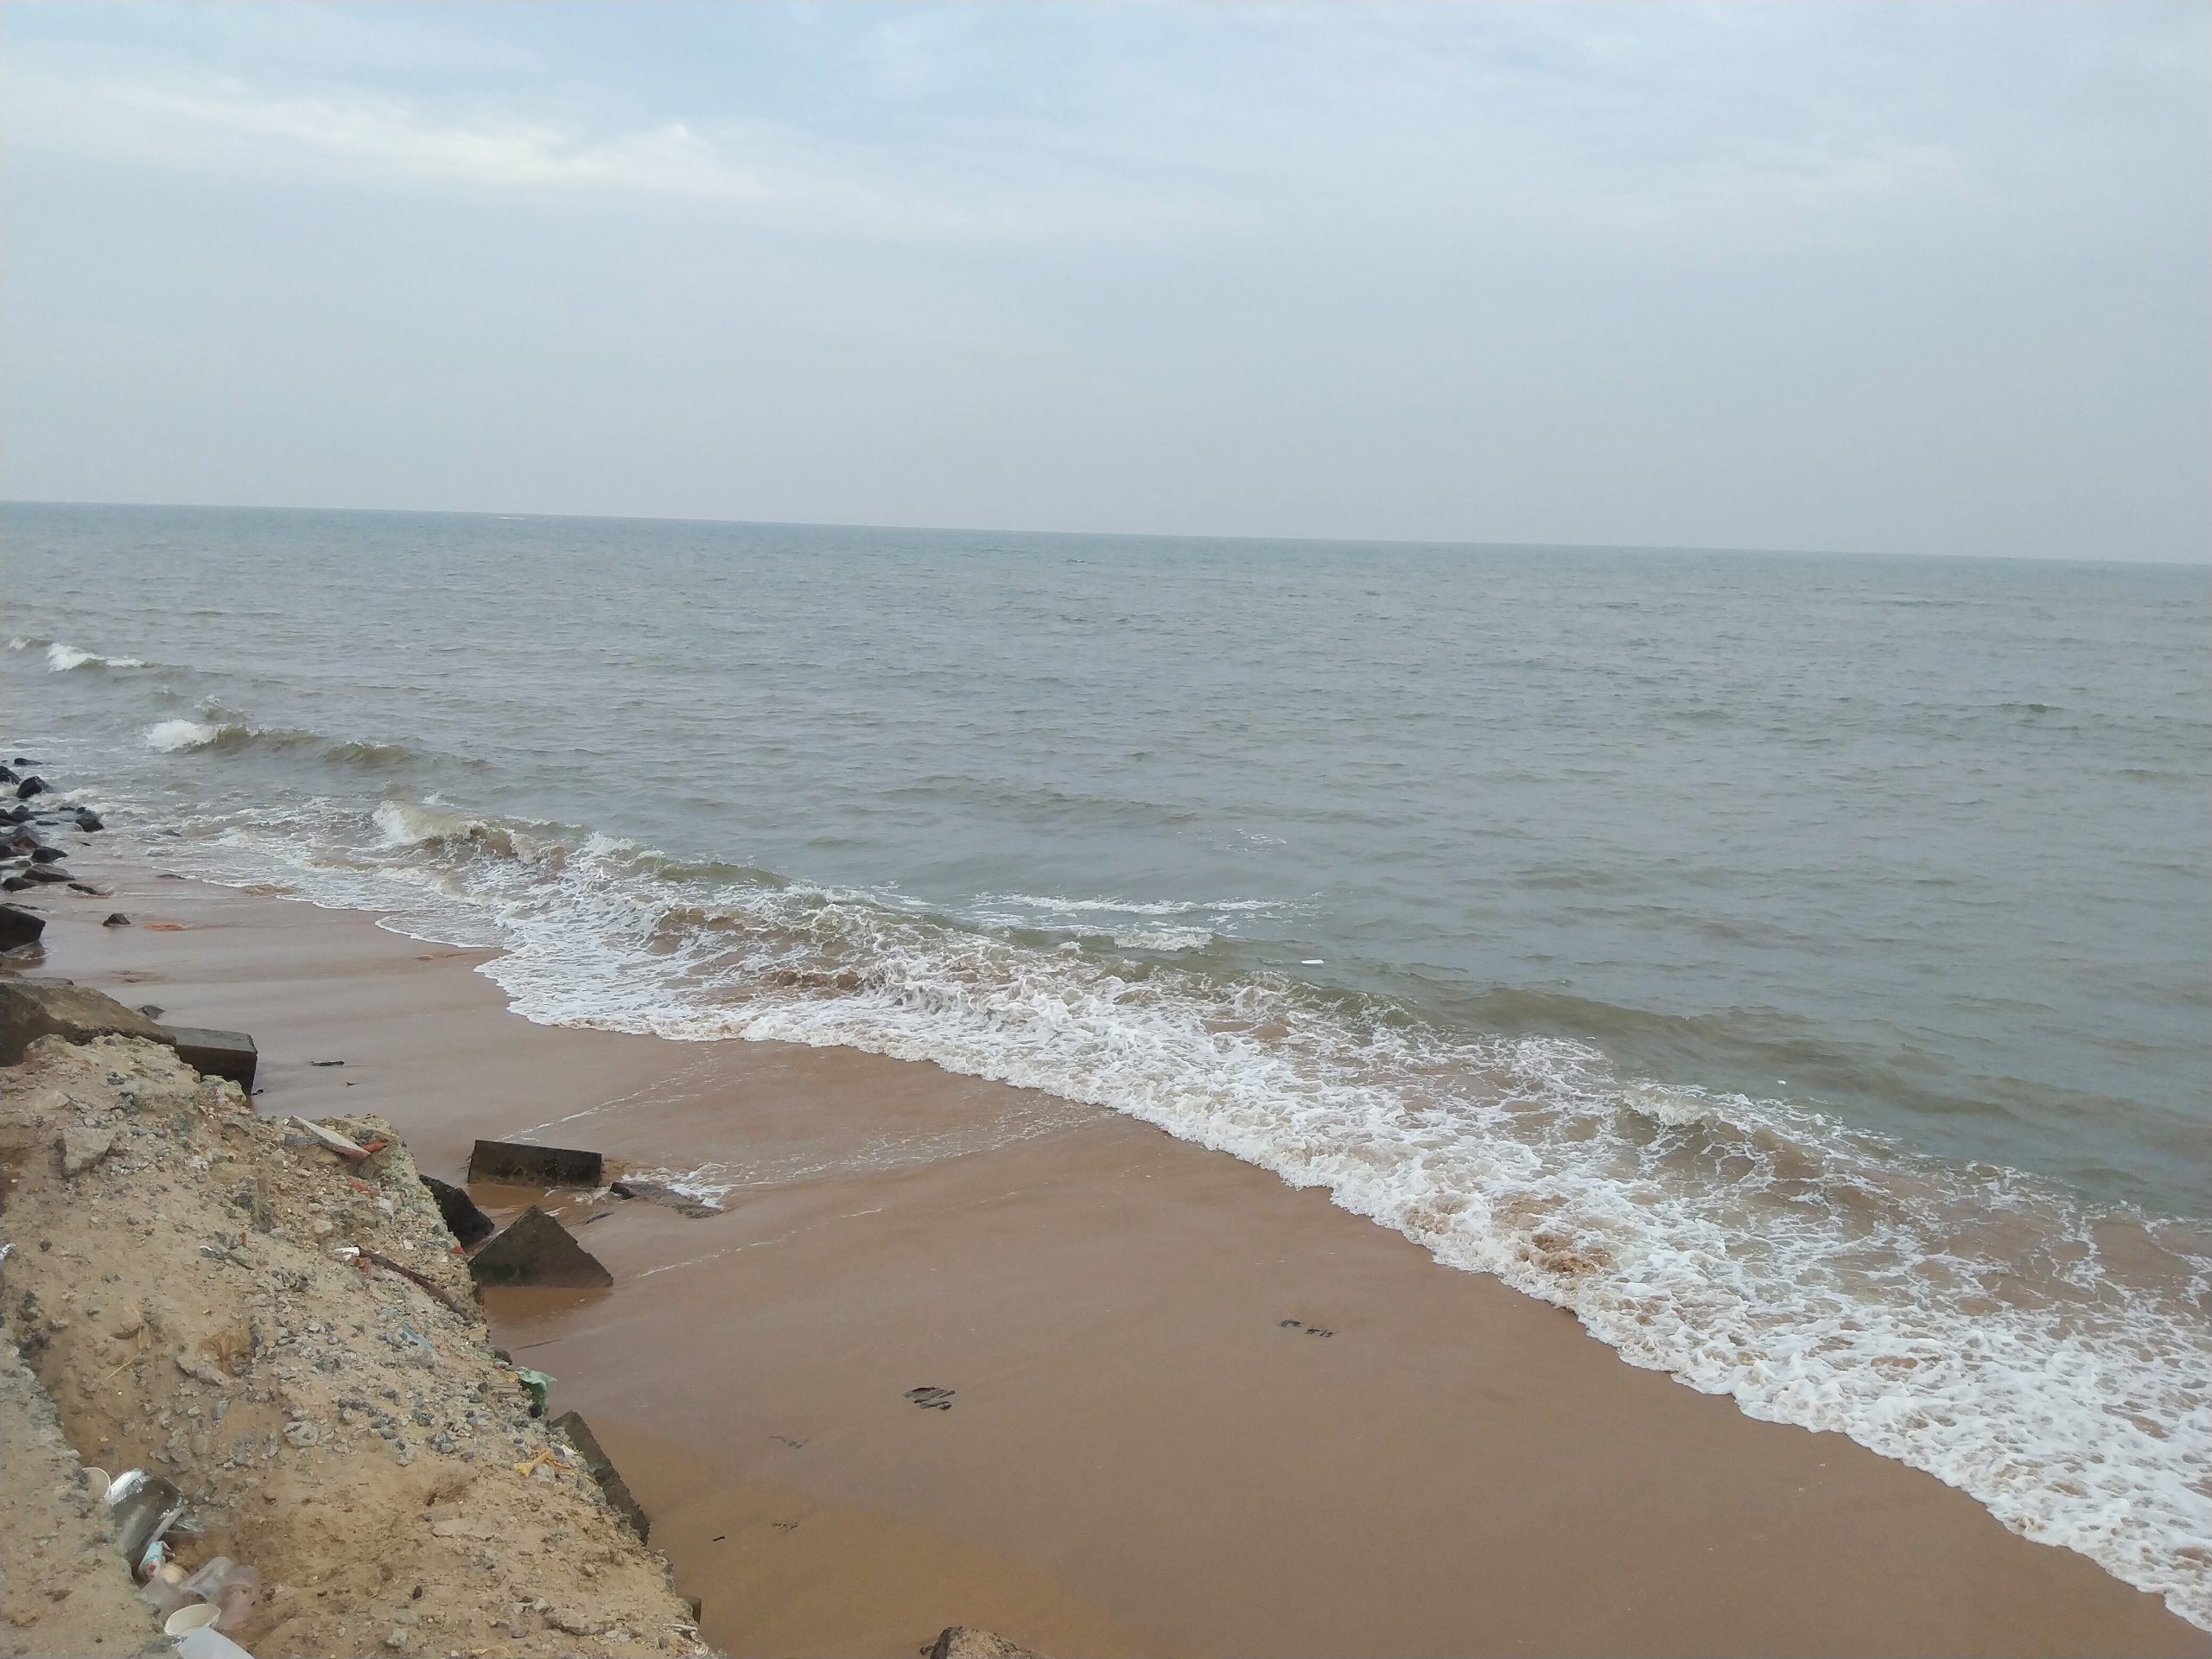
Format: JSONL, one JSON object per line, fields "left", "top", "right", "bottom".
{"left": 0, "top": 979, "right": 177, "bottom": 1065}
{"left": 467, "top": 1206, "right": 613, "bottom": 1289}
{"left": 550, "top": 1410, "right": 651, "bottom": 1541}
{"left": 467, "top": 1139, "right": 603, "bottom": 1188}
{"left": 0, "top": 902, "right": 44, "bottom": 951}
{"left": 421, "top": 1175, "right": 495, "bottom": 1246}
{"left": 162, "top": 1025, "right": 257, "bottom": 1090}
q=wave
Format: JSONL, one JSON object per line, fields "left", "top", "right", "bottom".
{"left": 28, "top": 639, "right": 148, "bottom": 672}
{"left": 158, "top": 799, "right": 2212, "bottom": 1629}
{"left": 143, "top": 719, "right": 429, "bottom": 772}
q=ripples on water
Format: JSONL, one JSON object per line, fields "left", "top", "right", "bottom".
{"left": 5, "top": 503, "right": 2208, "bottom": 1624}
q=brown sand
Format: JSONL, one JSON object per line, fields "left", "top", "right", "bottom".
{"left": 11, "top": 845, "right": 2206, "bottom": 1658}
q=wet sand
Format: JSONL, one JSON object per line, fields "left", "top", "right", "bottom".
{"left": 16, "top": 847, "right": 2206, "bottom": 1657}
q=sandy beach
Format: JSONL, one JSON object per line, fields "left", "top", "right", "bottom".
{"left": 4, "top": 835, "right": 2198, "bottom": 1659}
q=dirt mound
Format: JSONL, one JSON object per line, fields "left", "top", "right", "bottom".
{"left": 0, "top": 1033, "right": 709, "bottom": 1657}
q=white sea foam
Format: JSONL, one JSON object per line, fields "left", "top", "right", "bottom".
{"left": 160, "top": 804, "right": 2212, "bottom": 1630}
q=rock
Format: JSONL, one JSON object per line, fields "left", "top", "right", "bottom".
{"left": 104, "top": 913, "right": 130, "bottom": 928}
{"left": 162, "top": 1026, "right": 258, "bottom": 1089}
{"left": 550, "top": 1410, "right": 650, "bottom": 1541}
{"left": 21, "top": 865, "right": 70, "bottom": 884}
{"left": 928, "top": 1629, "right": 1046, "bottom": 1659}
{"left": 15, "top": 776, "right": 48, "bottom": 800}
{"left": 0, "top": 902, "right": 44, "bottom": 950}
{"left": 0, "top": 764, "right": 13, "bottom": 785}
{"left": 60, "top": 1126, "right": 117, "bottom": 1177}
{"left": 28, "top": 845, "right": 66, "bottom": 864}
{"left": 0, "top": 978, "right": 179, "bottom": 1065}
{"left": 608, "top": 1180, "right": 720, "bottom": 1218}
{"left": 74, "top": 810, "right": 104, "bottom": 832}
{"left": 466, "top": 1206, "right": 613, "bottom": 1289}
{"left": 467, "top": 1139, "right": 604, "bottom": 1188}
{"left": 420, "top": 1175, "right": 495, "bottom": 1246}
{"left": 67, "top": 883, "right": 105, "bottom": 896}
{"left": 0, "top": 876, "right": 26, "bottom": 893}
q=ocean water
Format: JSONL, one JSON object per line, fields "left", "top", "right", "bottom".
{"left": 5, "top": 501, "right": 2209, "bottom": 1623}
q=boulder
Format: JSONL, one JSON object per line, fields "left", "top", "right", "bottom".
{"left": 15, "top": 777, "right": 47, "bottom": 800}
{"left": 928, "top": 1630, "right": 1046, "bottom": 1659}
{"left": 467, "top": 1139, "right": 604, "bottom": 1188}
{"left": 1, "top": 876, "right": 29, "bottom": 893}
{"left": 0, "top": 764, "right": 13, "bottom": 785}
{"left": 0, "top": 804, "right": 28, "bottom": 824}
{"left": 21, "top": 865, "right": 70, "bottom": 884}
{"left": 420, "top": 1175, "right": 495, "bottom": 1245}
{"left": 162, "top": 1025, "right": 257, "bottom": 1089}
{"left": 0, "top": 979, "right": 178, "bottom": 1065}
{"left": 104, "top": 913, "right": 130, "bottom": 928}
{"left": 28, "top": 846, "right": 65, "bottom": 863}
{"left": 0, "top": 903, "right": 44, "bottom": 950}
{"left": 467, "top": 1206, "right": 613, "bottom": 1288}
{"left": 74, "top": 809, "right": 104, "bottom": 832}
{"left": 550, "top": 1410, "right": 651, "bottom": 1540}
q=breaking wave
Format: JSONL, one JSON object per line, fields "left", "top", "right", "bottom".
{"left": 154, "top": 800, "right": 2212, "bottom": 1629}
{"left": 143, "top": 719, "right": 428, "bottom": 771}
{"left": 35, "top": 640, "right": 147, "bottom": 672}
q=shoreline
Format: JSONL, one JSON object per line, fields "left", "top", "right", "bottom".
{"left": 9, "top": 832, "right": 2206, "bottom": 1657}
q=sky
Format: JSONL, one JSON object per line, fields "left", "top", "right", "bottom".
{"left": 3, "top": 3, "right": 2207, "bottom": 561}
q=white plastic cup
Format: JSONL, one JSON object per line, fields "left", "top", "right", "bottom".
{"left": 163, "top": 1604, "right": 219, "bottom": 1636}
{"left": 174, "top": 1619, "right": 255, "bottom": 1659}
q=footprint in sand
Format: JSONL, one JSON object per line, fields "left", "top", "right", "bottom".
{"left": 904, "top": 1386, "right": 954, "bottom": 1411}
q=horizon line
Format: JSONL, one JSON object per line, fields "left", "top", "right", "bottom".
{"left": 4, "top": 495, "right": 2206, "bottom": 569}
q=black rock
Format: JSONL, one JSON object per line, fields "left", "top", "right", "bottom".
{"left": 0, "top": 877, "right": 28, "bottom": 893}
{"left": 420, "top": 1175, "right": 495, "bottom": 1246}
{"left": 467, "top": 1139, "right": 605, "bottom": 1188}
{"left": 29, "top": 846, "right": 65, "bottom": 864}
{"left": 609, "top": 1179, "right": 721, "bottom": 1218}
{"left": 74, "top": 810, "right": 104, "bottom": 832}
{"left": 466, "top": 1206, "right": 613, "bottom": 1288}
{"left": 0, "top": 805, "right": 27, "bottom": 824}
{"left": 0, "top": 903, "right": 43, "bottom": 950}
{"left": 22, "top": 866, "right": 70, "bottom": 884}
{"left": 0, "top": 765, "right": 15, "bottom": 785}
{"left": 15, "top": 777, "right": 48, "bottom": 800}
{"left": 104, "top": 913, "right": 131, "bottom": 928}
{"left": 67, "top": 882, "right": 106, "bottom": 896}
{"left": 161, "top": 1025, "right": 257, "bottom": 1088}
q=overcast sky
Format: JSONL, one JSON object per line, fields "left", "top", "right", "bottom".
{"left": 3, "top": 3, "right": 2206, "bottom": 559}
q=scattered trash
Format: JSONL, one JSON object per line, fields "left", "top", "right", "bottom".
{"left": 512, "top": 1448, "right": 568, "bottom": 1479}
{"left": 512, "top": 1366, "right": 554, "bottom": 1417}
{"left": 467, "top": 1138, "right": 604, "bottom": 1187}
{"left": 103, "top": 1468, "right": 186, "bottom": 1578}
{"left": 308, "top": 1058, "right": 345, "bottom": 1067}
{"left": 467, "top": 1206, "right": 613, "bottom": 1289}
{"left": 144, "top": 921, "right": 186, "bottom": 931}
{"left": 905, "top": 1385, "right": 955, "bottom": 1411}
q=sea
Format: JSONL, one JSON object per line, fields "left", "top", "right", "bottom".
{"left": 5, "top": 501, "right": 2208, "bottom": 1624}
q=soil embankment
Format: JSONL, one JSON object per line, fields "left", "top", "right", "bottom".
{"left": 1, "top": 1026, "right": 709, "bottom": 1657}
